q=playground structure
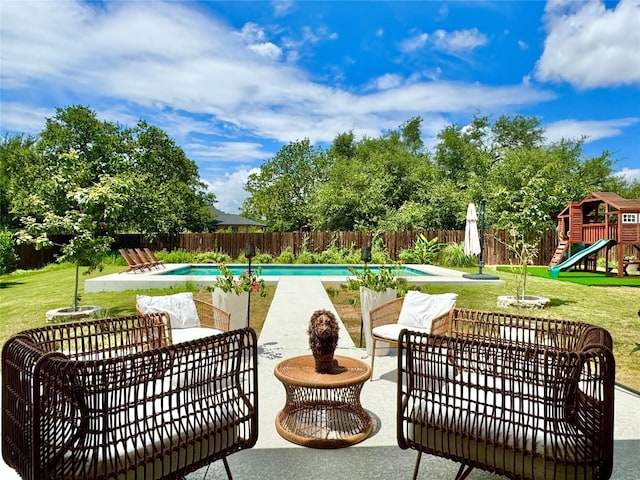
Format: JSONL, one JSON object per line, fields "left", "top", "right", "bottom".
{"left": 549, "top": 192, "right": 640, "bottom": 278}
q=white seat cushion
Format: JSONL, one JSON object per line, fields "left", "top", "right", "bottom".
{"left": 406, "top": 370, "right": 587, "bottom": 462}
{"left": 372, "top": 323, "right": 431, "bottom": 342}
{"left": 171, "top": 327, "right": 223, "bottom": 344}
{"left": 397, "top": 291, "right": 457, "bottom": 330}
{"left": 137, "top": 292, "right": 200, "bottom": 330}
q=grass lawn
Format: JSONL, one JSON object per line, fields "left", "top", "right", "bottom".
{"left": 498, "top": 265, "right": 640, "bottom": 286}
{"left": 0, "top": 263, "right": 275, "bottom": 347}
{"left": 1, "top": 263, "right": 639, "bottom": 390}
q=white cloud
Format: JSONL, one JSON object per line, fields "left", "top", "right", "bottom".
{"left": 399, "top": 33, "right": 429, "bottom": 53}
{"left": 238, "top": 22, "right": 267, "bottom": 43}
{"left": 248, "top": 42, "right": 283, "bottom": 60}
{"left": 367, "top": 74, "right": 404, "bottom": 91}
{"left": 236, "top": 22, "right": 282, "bottom": 60}
{"left": 205, "top": 168, "right": 260, "bottom": 214}
{"left": 518, "top": 40, "right": 528, "bottom": 50}
{"left": 536, "top": 0, "right": 640, "bottom": 89}
{"left": 614, "top": 168, "right": 640, "bottom": 182}
{"left": 544, "top": 117, "right": 640, "bottom": 143}
{"left": 186, "top": 141, "right": 271, "bottom": 163}
{"left": 0, "top": 1, "right": 556, "bottom": 159}
{"left": 432, "top": 28, "right": 488, "bottom": 52}
{"left": 272, "top": 0, "right": 294, "bottom": 17}
{"left": 0, "top": 103, "right": 54, "bottom": 134}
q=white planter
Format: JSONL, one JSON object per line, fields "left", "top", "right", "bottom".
{"left": 45, "top": 305, "right": 102, "bottom": 323}
{"left": 212, "top": 289, "right": 249, "bottom": 330}
{"left": 360, "top": 287, "right": 397, "bottom": 356}
{"left": 497, "top": 295, "right": 550, "bottom": 309}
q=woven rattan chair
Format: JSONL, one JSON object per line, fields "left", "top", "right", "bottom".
{"left": 368, "top": 291, "right": 457, "bottom": 380}
{"left": 136, "top": 292, "right": 231, "bottom": 343}
{"left": 397, "top": 308, "right": 615, "bottom": 480}
{"left": 2, "top": 313, "right": 258, "bottom": 480}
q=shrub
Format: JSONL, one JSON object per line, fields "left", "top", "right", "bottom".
{"left": 252, "top": 253, "right": 273, "bottom": 264}
{"left": 343, "top": 264, "right": 401, "bottom": 293}
{"left": 398, "top": 234, "right": 441, "bottom": 264}
{"left": 439, "top": 242, "right": 476, "bottom": 267}
{"left": 275, "top": 249, "right": 296, "bottom": 264}
{"left": 192, "top": 251, "right": 231, "bottom": 263}
{"left": 317, "top": 240, "right": 362, "bottom": 264}
{"left": 295, "top": 251, "right": 318, "bottom": 264}
{"left": 161, "top": 248, "right": 193, "bottom": 263}
{"left": 0, "top": 230, "right": 18, "bottom": 275}
{"left": 236, "top": 251, "right": 272, "bottom": 264}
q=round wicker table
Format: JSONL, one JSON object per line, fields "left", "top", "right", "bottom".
{"left": 274, "top": 355, "right": 373, "bottom": 449}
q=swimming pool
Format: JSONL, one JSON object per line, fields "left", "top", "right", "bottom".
{"left": 85, "top": 263, "right": 502, "bottom": 292}
{"left": 161, "top": 264, "right": 430, "bottom": 277}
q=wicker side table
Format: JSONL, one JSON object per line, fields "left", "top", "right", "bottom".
{"left": 274, "top": 355, "right": 373, "bottom": 449}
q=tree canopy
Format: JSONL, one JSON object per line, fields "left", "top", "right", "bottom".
{"left": 241, "top": 114, "right": 635, "bottom": 232}
{"left": 2, "top": 105, "right": 215, "bottom": 236}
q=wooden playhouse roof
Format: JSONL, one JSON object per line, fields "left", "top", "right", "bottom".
{"left": 580, "top": 192, "right": 640, "bottom": 212}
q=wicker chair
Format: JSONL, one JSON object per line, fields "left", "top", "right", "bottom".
{"left": 2, "top": 313, "right": 258, "bottom": 480}
{"left": 136, "top": 292, "right": 231, "bottom": 343}
{"left": 368, "top": 291, "right": 457, "bottom": 380}
{"left": 397, "top": 308, "right": 615, "bottom": 480}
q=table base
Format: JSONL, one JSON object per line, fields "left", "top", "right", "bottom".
{"left": 276, "top": 402, "right": 373, "bottom": 449}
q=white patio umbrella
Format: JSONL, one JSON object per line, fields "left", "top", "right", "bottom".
{"left": 464, "top": 203, "right": 481, "bottom": 256}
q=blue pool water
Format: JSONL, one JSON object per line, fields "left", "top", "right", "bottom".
{"left": 161, "top": 264, "right": 431, "bottom": 277}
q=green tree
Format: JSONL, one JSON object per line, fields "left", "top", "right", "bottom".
{"left": 0, "top": 134, "right": 38, "bottom": 229}
{"left": 312, "top": 120, "right": 434, "bottom": 231}
{"left": 400, "top": 116, "right": 424, "bottom": 153}
{"left": 489, "top": 147, "right": 576, "bottom": 300}
{"left": 122, "top": 120, "right": 215, "bottom": 234}
{"left": 434, "top": 114, "right": 546, "bottom": 199}
{"left": 242, "top": 139, "right": 329, "bottom": 231}
{"left": 239, "top": 113, "right": 623, "bottom": 234}
{"left": 5, "top": 106, "right": 214, "bottom": 236}
{"left": 620, "top": 178, "right": 640, "bottom": 200}
{"left": 16, "top": 150, "right": 130, "bottom": 310}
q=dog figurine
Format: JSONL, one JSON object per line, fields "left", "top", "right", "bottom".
{"left": 308, "top": 309, "right": 339, "bottom": 373}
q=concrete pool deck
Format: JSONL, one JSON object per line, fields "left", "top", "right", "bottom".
{"left": 84, "top": 263, "right": 504, "bottom": 292}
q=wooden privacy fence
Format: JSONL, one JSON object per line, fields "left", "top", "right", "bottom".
{"left": 15, "top": 230, "right": 566, "bottom": 270}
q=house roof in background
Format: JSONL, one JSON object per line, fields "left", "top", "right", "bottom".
{"left": 211, "top": 208, "right": 266, "bottom": 227}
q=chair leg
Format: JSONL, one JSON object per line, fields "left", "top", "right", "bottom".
{"left": 412, "top": 451, "right": 422, "bottom": 480}
{"left": 454, "top": 463, "right": 474, "bottom": 480}
{"left": 223, "top": 456, "right": 233, "bottom": 480}
{"left": 370, "top": 337, "right": 376, "bottom": 381}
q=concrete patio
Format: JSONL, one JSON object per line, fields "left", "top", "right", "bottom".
{"left": 185, "top": 277, "right": 640, "bottom": 479}
{"left": 2, "top": 277, "right": 638, "bottom": 479}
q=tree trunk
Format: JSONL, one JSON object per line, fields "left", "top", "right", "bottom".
{"left": 73, "top": 263, "right": 80, "bottom": 311}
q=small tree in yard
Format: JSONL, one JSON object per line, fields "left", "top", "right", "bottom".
{"left": 16, "top": 150, "right": 129, "bottom": 311}
{"left": 496, "top": 180, "right": 555, "bottom": 302}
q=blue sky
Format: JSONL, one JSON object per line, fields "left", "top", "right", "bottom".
{"left": 1, "top": 0, "right": 639, "bottom": 213}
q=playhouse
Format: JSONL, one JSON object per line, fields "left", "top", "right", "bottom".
{"left": 549, "top": 192, "right": 640, "bottom": 278}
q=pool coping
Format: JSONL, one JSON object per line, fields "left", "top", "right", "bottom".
{"left": 84, "top": 263, "right": 504, "bottom": 292}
